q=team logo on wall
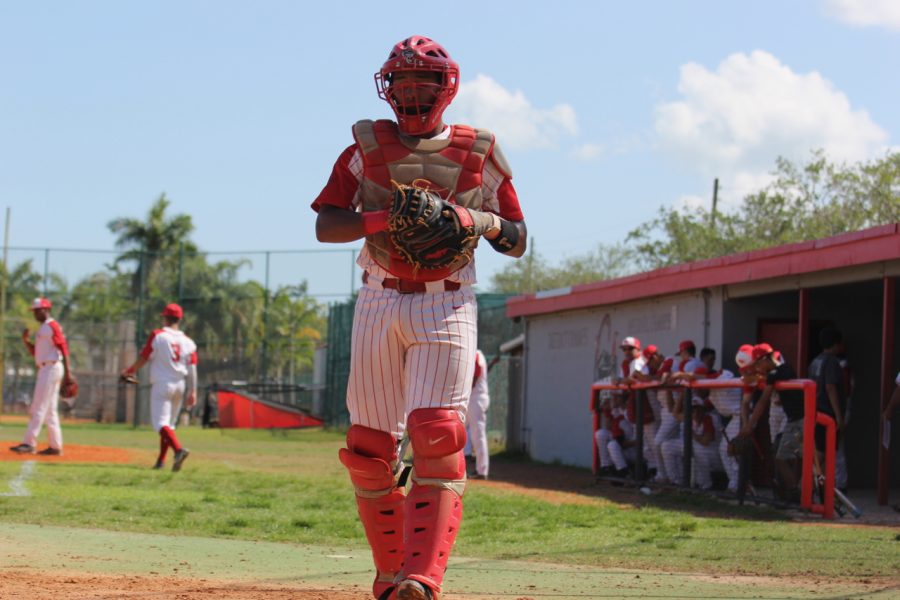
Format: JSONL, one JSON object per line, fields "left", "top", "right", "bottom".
{"left": 594, "top": 313, "right": 617, "bottom": 380}
{"left": 401, "top": 49, "right": 415, "bottom": 64}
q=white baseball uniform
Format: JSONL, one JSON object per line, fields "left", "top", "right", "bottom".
{"left": 22, "top": 318, "right": 68, "bottom": 450}
{"left": 624, "top": 355, "right": 658, "bottom": 471}
{"left": 139, "top": 327, "right": 197, "bottom": 432}
{"left": 706, "top": 370, "right": 743, "bottom": 492}
{"left": 464, "top": 350, "right": 490, "bottom": 477}
{"left": 313, "top": 122, "right": 524, "bottom": 438}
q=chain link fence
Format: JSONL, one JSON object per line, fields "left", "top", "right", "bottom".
{"left": 0, "top": 246, "right": 358, "bottom": 425}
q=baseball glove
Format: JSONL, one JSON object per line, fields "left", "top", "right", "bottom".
{"left": 60, "top": 378, "right": 78, "bottom": 399}
{"left": 387, "top": 183, "right": 477, "bottom": 272}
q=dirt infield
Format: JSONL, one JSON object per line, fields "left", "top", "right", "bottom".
{"left": 0, "top": 441, "right": 136, "bottom": 464}
{"left": 1, "top": 571, "right": 367, "bottom": 600}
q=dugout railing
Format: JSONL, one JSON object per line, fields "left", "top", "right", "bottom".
{"left": 589, "top": 378, "right": 837, "bottom": 519}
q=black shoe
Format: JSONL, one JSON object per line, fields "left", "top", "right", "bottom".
{"left": 36, "top": 447, "right": 62, "bottom": 456}
{"left": 470, "top": 473, "right": 488, "bottom": 480}
{"left": 152, "top": 459, "right": 165, "bottom": 470}
{"left": 9, "top": 444, "right": 35, "bottom": 454}
{"left": 396, "top": 579, "right": 433, "bottom": 600}
{"left": 172, "top": 448, "right": 190, "bottom": 472}
{"left": 610, "top": 467, "right": 630, "bottom": 486}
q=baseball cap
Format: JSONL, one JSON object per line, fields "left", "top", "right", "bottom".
{"left": 678, "top": 340, "right": 696, "bottom": 353}
{"left": 751, "top": 343, "right": 775, "bottom": 363}
{"left": 735, "top": 344, "right": 755, "bottom": 373}
{"left": 620, "top": 336, "right": 641, "bottom": 350}
{"left": 641, "top": 344, "right": 658, "bottom": 359}
{"left": 161, "top": 303, "right": 184, "bottom": 319}
{"left": 30, "top": 297, "right": 52, "bottom": 310}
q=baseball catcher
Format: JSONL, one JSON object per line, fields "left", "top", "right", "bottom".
{"left": 313, "top": 35, "right": 528, "bottom": 600}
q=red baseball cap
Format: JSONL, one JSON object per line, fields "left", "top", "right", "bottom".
{"left": 678, "top": 340, "right": 695, "bottom": 353}
{"left": 751, "top": 343, "right": 775, "bottom": 363}
{"left": 620, "top": 336, "right": 641, "bottom": 350}
{"left": 30, "top": 297, "right": 52, "bottom": 310}
{"left": 641, "top": 344, "right": 658, "bottom": 359}
{"left": 735, "top": 344, "right": 755, "bottom": 373}
{"left": 161, "top": 303, "right": 183, "bottom": 319}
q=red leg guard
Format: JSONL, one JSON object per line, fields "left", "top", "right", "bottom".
{"left": 339, "top": 425, "right": 405, "bottom": 599}
{"left": 400, "top": 408, "right": 468, "bottom": 594}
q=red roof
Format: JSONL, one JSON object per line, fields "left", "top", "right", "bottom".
{"left": 507, "top": 223, "right": 900, "bottom": 318}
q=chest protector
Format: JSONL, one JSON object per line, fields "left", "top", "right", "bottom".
{"left": 353, "top": 119, "right": 496, "bottom": 281}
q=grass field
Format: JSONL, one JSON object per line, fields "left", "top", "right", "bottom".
{"left": 1, "top": 420, "right": 898, "bottom": 599}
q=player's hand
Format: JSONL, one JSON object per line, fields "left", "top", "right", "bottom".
{"left": 21, "top": 328, "right": 30, "bottom": 343}
{"left": 186, "top": 391, "right": 197, "bottom": 408}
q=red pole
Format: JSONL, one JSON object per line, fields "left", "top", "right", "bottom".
{"left": 878, "top": 277, "right": 895, "bottom": 506}
{"left": 801, "top": 380, "right": 815, "bottom": 510}
{"left": 797, "top": 289, "right": 809, "bottom": 378}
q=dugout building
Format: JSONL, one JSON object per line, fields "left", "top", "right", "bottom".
{"left": 505, "top": 224, "right": 900, "bottom": 503}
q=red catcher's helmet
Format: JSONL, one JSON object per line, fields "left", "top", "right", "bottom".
{"left": 375, "top": 35, "right": 460, "bottom": 136}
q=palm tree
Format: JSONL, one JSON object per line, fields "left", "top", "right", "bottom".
{"left": 107, "top": 193, "right": 196, "bottom": 298}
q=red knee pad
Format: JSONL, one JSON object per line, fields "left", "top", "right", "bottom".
{"left": 339, "top": 425, "right": 399, "bottom": 492}
{"left": 407, "top": 408, "right": 467, "bottom": 480}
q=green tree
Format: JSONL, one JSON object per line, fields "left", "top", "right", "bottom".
{"left": 489, "top": 242, "right": 636, "bottom": 294}
{"left": 107, "top": 193, "right": 196, "bottom": 297}
{"left": 627, "top": 150, "right": 900, "bottom": 269}
{"left": 265, "top": 284, "right": 326, "bottom": 382}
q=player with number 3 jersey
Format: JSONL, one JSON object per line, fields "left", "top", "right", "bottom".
{"left": 122, "top": 303, "right": 197, "bottom": 472}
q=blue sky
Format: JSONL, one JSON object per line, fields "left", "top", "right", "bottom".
{"left": 2, "top": 1, "right": 898, "bottom": 298}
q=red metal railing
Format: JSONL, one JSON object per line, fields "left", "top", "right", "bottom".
{"left": 589, "top": 378, "right": 835, "bottom": 519}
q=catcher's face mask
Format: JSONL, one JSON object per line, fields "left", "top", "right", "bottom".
{"left": 375, "top": 35, "right": 459, "bottom": 136}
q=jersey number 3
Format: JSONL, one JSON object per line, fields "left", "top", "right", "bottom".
{"left": 169, "top": 343, "right": 181, "bottom": 363}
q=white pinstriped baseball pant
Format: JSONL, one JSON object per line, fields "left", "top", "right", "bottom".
{"left": 346, "top": 284, "right": 478, "bottom": 438}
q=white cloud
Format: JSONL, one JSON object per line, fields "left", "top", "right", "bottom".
{"left": 448, "top": 74, "right": 578, "bottom": 151}
{"left": 824, "top": 0, "right": 900, "bottom": 31}
{"left": 655, "top": 50, "right": 888, "bottom": 206}
{"left": 570, "top": 143, "right": 604, "bottom": 161}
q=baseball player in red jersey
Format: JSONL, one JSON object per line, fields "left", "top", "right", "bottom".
{"left": 9, "top": 297, "right": 76, "bottom": 456}
{"left": 121, "top": 303, "right": 197, "bottom": 472}
{"left": 312, "top": 36, "right": 527, "bottom": 600}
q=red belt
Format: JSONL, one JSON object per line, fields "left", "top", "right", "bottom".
{"left": 363, "top": 271, "right": 460, "bottom": 294}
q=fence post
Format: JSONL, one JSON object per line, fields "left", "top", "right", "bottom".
{"left": 43, "top": 248, "right": 50, "bottom": 296}
{"left": 261, "top": 251, "right": 271, "bottom": 381}
{"left": 682, "top": 385, "right": 694, "bottom": 487}
{"left": 133, "top": 245, "right": 146, "bottom": 428}
{"left": 177, "top": 242, "right": 184, "bottom": 304}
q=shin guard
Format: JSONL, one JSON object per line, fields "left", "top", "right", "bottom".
{"left": 339, "top": 425, "right": 406, "bottom": 599}
{"left": 401, "top": 408, "right": 468, "bottom": 594}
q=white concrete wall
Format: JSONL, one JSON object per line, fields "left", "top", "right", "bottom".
{"left": 521, "top": 290, "right": 723, "bottom": 467}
